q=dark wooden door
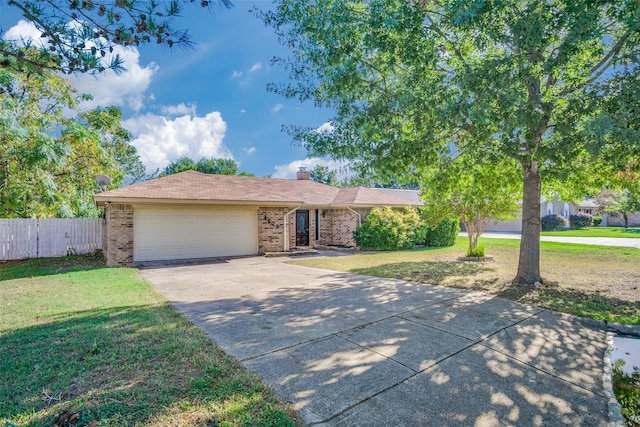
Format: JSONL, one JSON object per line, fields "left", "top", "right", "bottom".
{"left": 296, "top": 210, "right": 309, "bottom": 246}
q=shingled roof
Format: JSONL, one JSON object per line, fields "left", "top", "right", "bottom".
{"left": 93, "top": 170, "right": 421, "bottom": 207}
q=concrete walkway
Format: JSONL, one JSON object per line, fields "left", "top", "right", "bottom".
{"left": 141, "top": 257, "right": 615, "bottom": 426}
{"left": 477, "top": 231, "right": 640, "bottom": 249}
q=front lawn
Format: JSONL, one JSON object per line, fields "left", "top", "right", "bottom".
{"left": 292, "top": 237, "right": 640, "bottom": 325}
{"left": 541, "top": 226, "right": 640, "bottom": 238}
{"left": 0, "top": 256, "right": 303, "bottom": 427}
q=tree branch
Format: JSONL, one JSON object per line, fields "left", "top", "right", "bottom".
{"left": 562, "top": 30, "right": 632, "bottom": 95}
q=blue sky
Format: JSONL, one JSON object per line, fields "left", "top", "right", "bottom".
{"left": 1, "top": 1, "right": 340, "bottom": 178}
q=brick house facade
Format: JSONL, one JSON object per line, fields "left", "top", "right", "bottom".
{"left": 95, "top": 170, "right": 418, "bottom": 266}
{"left": 104, "top": 203, "right": 134, "bottom": 266}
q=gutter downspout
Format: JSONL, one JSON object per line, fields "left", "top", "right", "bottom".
{"left": 284, "top": 205, "right": 302, "bottom": 251}
{"left": 347, "top": 207, "right": 361, "bottom": 226}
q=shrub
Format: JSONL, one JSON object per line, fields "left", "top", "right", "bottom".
{"left": 354, "top": 207, "right": 426, "bottom": 250}
{"left": 466, "top": 244, "right": 486, "bottom": 257}
{"left": 612, "top": 360, "right": 640, "bottom": 425}
{"left": 541, "top": 214, "right": 568, "bottom": 231}
{"left": 570, "top": 212, "right": 593, "bottom": 229}
{"left": 424, "top": 219, "right": 459, "bottom": 247}
{"left": 592, "top": 215, "right": 602, "bottom": 226}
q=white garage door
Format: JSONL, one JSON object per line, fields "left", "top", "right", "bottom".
{"left": 134, "top": 205, "right": 258, "bottom": 262}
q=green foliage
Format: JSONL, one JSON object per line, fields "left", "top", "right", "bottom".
{"left": 258, "top": 0, "right": 640, "bottom": 283}
{"left": 2, "top": 1, "right": 232, "bottom": 75}
{"left": 0, "top": 67, "right": 143, "bottom": 218}
{"left": 592, "top": 215, "right": 603, "bottom": 226}
{"left": 605, "top": 190, "right": 640, "bottom": 228}
{"left": 541, "top": 214, "right": 569, "bottom": 231}
{"left": 354, "top": 207, "right": 425, "bottom": 250}
{"left": 419, "top": 154, "right": 521, "bottom": 251}
{"left": 570, "top": 213, "right": 593, "bottom": 230}
{"left": 467, "top": 244, "right": 486, "bottom": 257}
{"left": 309, "top": 164, "right": 338, "bottom": 185}
{"left": 424, "top": 219, "right": 459, "bottom": 248}
{"left": 612, "top": 360, "right": 640, "bottom": 426}
{"left": 160, "top": 156, "right": 253, "bottom": 177}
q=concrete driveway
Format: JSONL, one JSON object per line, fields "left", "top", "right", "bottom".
{"left": 140, "top": 256, "right": 617, "bottom": 426}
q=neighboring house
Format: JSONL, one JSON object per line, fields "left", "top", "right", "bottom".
{"left": 574, "top": 199, "right": 600, "bottom": 216}
{"left": 485, "top": 195, "right": 600, "bottom": 232}
{"left": 93, "top": 169, "right": 419, "bottom": 266}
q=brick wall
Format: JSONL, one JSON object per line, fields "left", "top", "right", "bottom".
{"left": 105, "top": 203, "right": 134, "bottom": 266}
{"left": 605, "top": 212, "right": 640, "bottom": 227}
{"left": 332, "top": 209, "right": 358, "bottom": 246}
{"left": 315, "top": 209, "right": 360, "bottom": 247}
{"left": 317, "top": 209, "right": 332, "bottom": 246}
{"left": 258, "top": 207, "right": 288, "bottom": 253}
{"left": 354, "top": 208, "right": 371, "bottom": 222}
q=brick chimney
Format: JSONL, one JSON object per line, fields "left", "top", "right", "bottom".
{"left": 296, "top": 167, "right": 310, "bottom": 180}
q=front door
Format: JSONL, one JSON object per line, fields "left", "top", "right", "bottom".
{"left": 296, "top": 210, "right": 309, "bottom": 246}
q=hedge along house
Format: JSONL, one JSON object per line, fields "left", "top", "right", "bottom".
{"left": 93, "top": 169, "right": 420, "bottom": 266}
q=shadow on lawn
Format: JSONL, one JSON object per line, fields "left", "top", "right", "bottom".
{"left": 0, "top": 254, "right": 106, "bottom": 281}
{"left": 498, "top": 284, "right": 640, "bottom": 325}
{"left": 621, "top": 228, "right": 640, "bottom": 235}
{"left": 350, "top": 260, "right": 493, "bottom": 286}
{"left": 1, "top": 304, "right": 297, "bottom": 427}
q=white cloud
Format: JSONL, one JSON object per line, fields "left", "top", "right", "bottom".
{"left": 232, "top": 62, "right": 263, "bottom": 86}
{"left": 71, "top": 46, "right": 158, "bottom": 112}
{"left": 243, "top": 147, "right": 256, "bottom": 155}
{"left": 272, "top": 158, "right": 350, "bottom": 179}
{"left": 3, "top": 20, "right": 158, "bottom": 112}
{"left": 124, "top": 112, "right": 232, "bottom": 171}
{"left": 249, "top": 62, "right": 262, "bottom": 73}
{"left": 240, "top": 109, "right": 247, "bottom": 114}
{"left": 316, "top": 121, "right": 335, "bottom": 134}
{"left": 271, "top": 103, "right": 284, "bottom": 114}
{"left": 3, "top": 20, "right": 43, "bottom": 47}
{"left": 161, "top": 103, "right": 197, "bottom": 116}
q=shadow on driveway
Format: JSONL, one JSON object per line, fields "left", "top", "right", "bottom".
{"left": 141, "top": 257, "right": 611, "bottom": 426}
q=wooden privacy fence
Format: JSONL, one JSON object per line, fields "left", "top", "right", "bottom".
{"left": 0, "top": 218, "right": 103, "bottom": 261}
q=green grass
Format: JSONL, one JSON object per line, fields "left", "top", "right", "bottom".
{"left": 541, "top": 226, "right": 640, "bottom": 238}
{"left": 0, "top": 255, "right": 302, "bottom": 427}
{"left": 613, "top": 361, "right": 640, "bottom": 426}
{"left": 293, "top": 237, "right": 640, "bottom": 325}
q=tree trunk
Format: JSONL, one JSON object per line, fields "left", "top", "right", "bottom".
{"left": 513, "top": 160, "right": 542, "bottom": 284}
{"left": 463, "top": 220, "right": 476, "bottom": 251}
{"left": 624, "top": 213, "right": 629, "bottom": 228}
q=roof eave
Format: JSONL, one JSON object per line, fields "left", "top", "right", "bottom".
{"left": 93, "top": 196, "right": 303, "bottom": 208}
{"left": 330, "top": 203, "right": 423, "bottom": 208}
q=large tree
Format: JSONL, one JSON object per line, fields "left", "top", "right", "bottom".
{"left": 2, "top": 0, "right": 232, "bottom": 75}
{"left": 0, "top": 58, "right": 143, "bottom": 217}
{"left": 160, "top": 156, "right": 253, "bottom": 177}
{"left": 258, "top": 0, "right": 640, "bottom": 284}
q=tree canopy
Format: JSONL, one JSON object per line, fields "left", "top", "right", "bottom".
{"left": 159, "top": 156, "right": 253, "bottom": 177}
{"left": 2, "top": 0, "right": 232, "bottom": 75}
{"left": 603, "top": 189, "right": 640, "bottom": 228}
{"left": 309, "top": 164, "right": 337, "bottom": 185}
{"left": 0, "top": 63, "right": 143, "bottom": 218}
{"left": 419, "top": 153, "right": 521, "bottom": 252}
{"left": 259, "top": 0, "right": 640, "bottom": 284}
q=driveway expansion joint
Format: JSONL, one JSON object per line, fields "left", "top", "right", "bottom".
{"left": 142, "top": 256, "right": 613, "bottom": 426}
